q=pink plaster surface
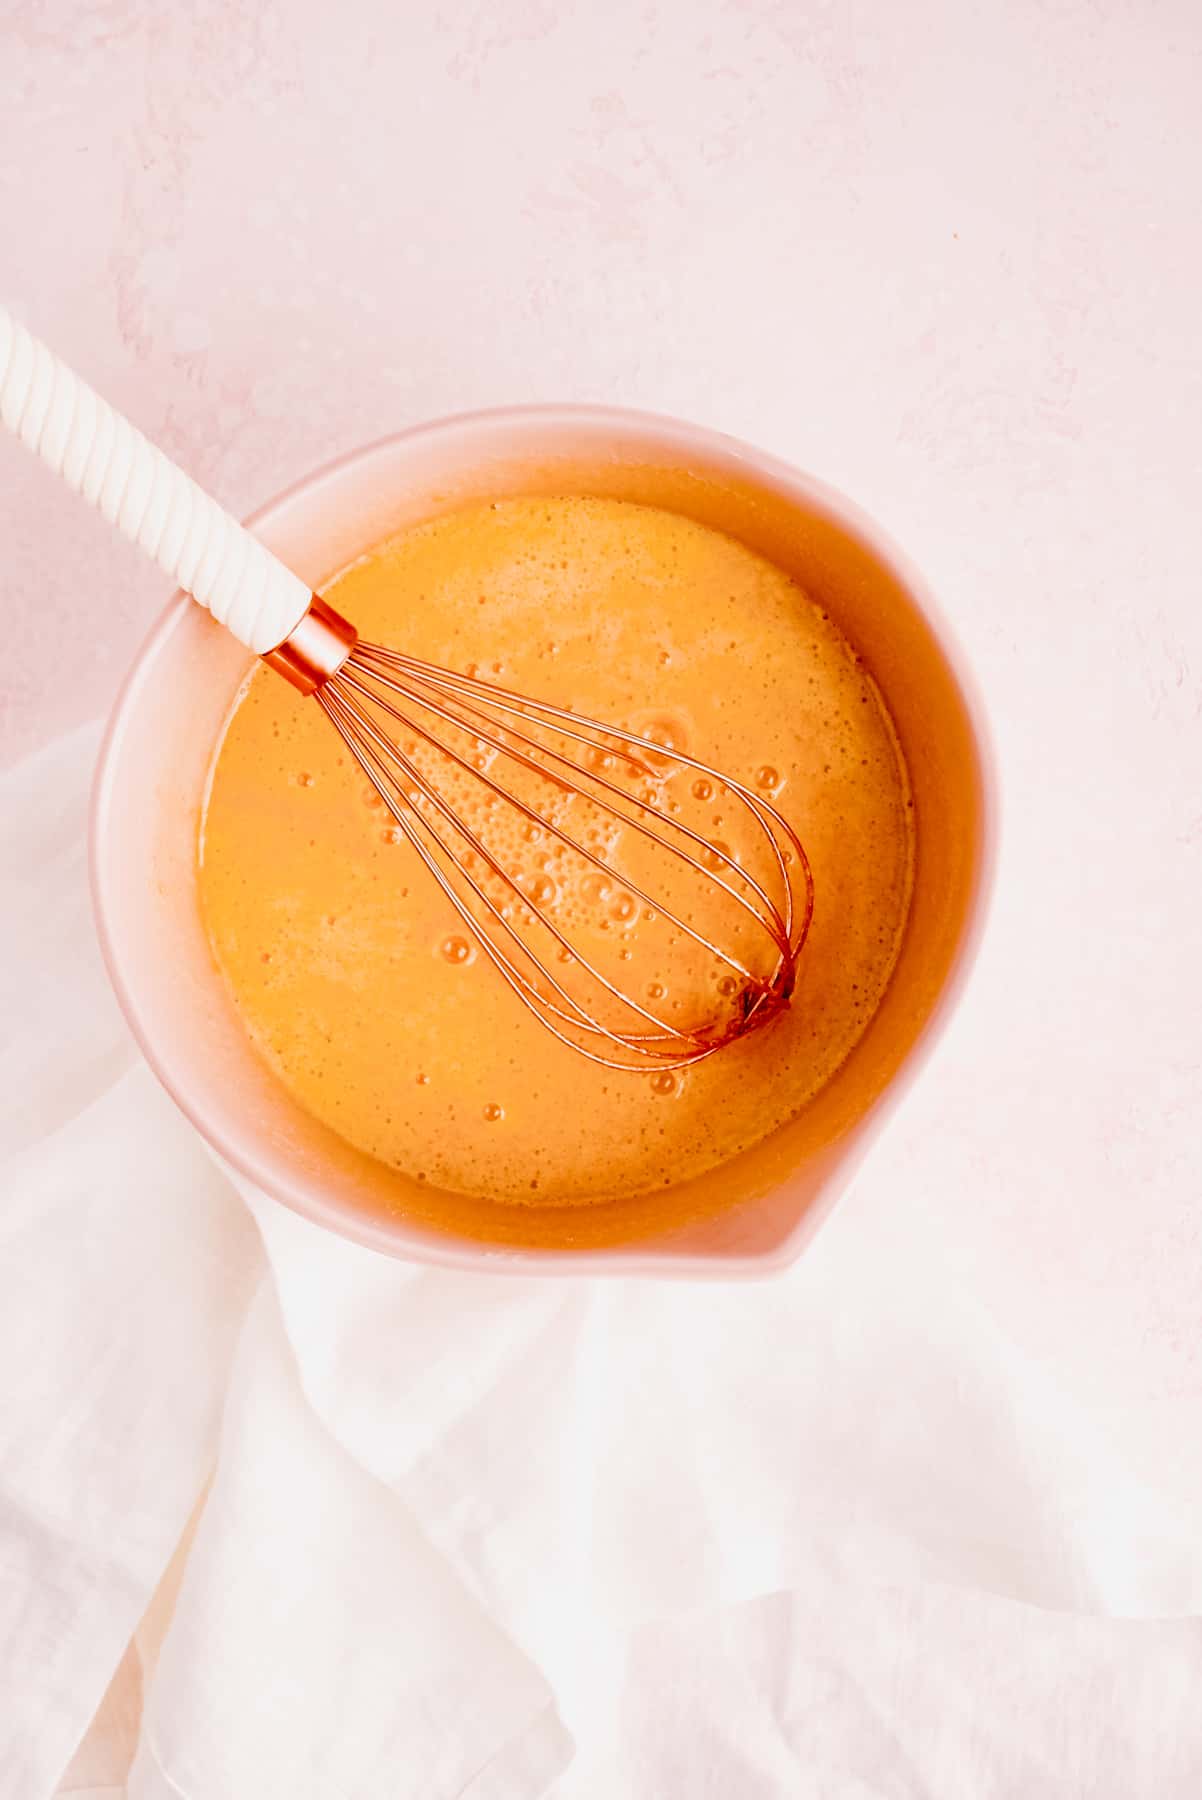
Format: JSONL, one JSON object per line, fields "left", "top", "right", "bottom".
{"left": 2, "top": 0, "right": 1202, "bottom": 1603}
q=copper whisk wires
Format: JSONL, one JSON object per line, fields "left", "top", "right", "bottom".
{"left": 317, "top": 644, "right": 814, "bottom": 1071}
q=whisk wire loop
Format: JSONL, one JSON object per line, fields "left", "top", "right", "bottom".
{"left": 318, "top": 643, "right": 813, "bottom": 1071}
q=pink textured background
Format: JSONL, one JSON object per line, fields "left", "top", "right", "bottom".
{"left": 3, "top": 0, "right": 1202, "bottom": 1593}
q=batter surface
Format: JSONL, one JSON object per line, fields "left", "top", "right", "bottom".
{"left": 199, "top": 496, "right": 913, "bottom": 1206}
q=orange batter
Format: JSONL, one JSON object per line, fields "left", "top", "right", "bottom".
{"left": 198, "top": 496, "right": 913, "bottom": 1206}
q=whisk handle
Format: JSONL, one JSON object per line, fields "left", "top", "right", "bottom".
{"left": 0, "top": 305, "right": 311, "bottom": 654}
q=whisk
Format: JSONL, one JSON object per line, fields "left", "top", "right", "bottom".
{"left": 0, "top": 307, "right": 812, "bottom": 1070}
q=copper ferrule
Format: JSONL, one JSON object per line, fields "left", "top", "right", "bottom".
{"left": 262, "top": 594, "right": 359, "bottom": 696}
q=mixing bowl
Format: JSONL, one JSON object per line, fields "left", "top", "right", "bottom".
{"left": 91, "top": 407, "right": 996, "bottom": 1274}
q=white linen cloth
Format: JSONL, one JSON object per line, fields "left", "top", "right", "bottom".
{"left": 2, "top": 726, "right": 1202, "bottom": 1798}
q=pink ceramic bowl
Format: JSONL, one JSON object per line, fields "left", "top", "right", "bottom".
{"left": 91, "top": 407, "right": 996, "bottom": 1276}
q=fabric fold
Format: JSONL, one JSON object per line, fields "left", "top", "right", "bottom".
{"left": 0, "top": 1067, "right": 260, "bottom": 1799}
{"left": 128, "top": 1280, "right": 572, "bottom": 1800}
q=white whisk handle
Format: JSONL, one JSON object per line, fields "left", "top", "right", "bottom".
{"left": 0, "top": 305, "right": 311, "bottom": 654}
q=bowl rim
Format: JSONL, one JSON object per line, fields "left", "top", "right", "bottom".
{"left": 89, "top": 401, "right": 999, "bottom": 1278}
